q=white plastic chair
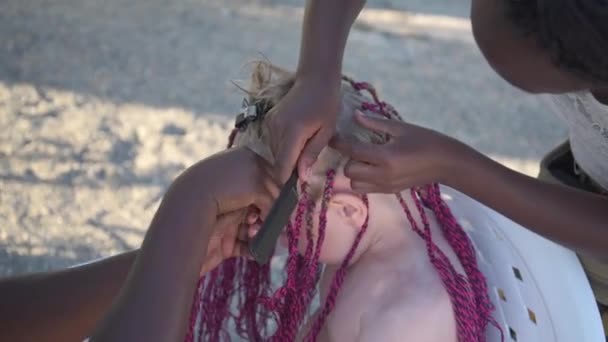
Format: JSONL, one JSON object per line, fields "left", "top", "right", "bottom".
{"left": 440, "top": 186, "right": 605, "bottom": 342}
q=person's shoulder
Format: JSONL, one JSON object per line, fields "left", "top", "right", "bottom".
{"left": 549, "top": 91, "right": 587, "bottom": 105}
{"left": 552, "top": 91, "right": 607, "bottom": 109}
{"left": 357, "top": 283, "right": 456, "bottom": 342}
{"left": 545, "top": 90, "right": 608, "bottom": 123}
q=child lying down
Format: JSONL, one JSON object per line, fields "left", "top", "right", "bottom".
{"left": 186, "top": 61, "right": 503, "bottom": 342}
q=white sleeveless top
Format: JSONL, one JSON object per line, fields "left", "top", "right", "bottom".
{"left": 546, "top": 92, "right": 608, "bottom": 190}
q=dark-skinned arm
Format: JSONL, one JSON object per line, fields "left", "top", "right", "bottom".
{"left": 0, "top": 250, "right": 136, "bottom": 342}
{"left": 452, "top": 145, "right": 608, "bottom": 260}
{"left": 270, "top": 0, "right": 367, "bottom": 183}
{"left": 296, "top": 0, "right": 366, "bottom": 80}
{"left": 332, "top": 112, "right": 608, "bottom": 261}
{"left": 89, "top": 182, "right": 214, "bottom": 342}
{"left": 89, "top": 147, "right": 278, "bottom": 341}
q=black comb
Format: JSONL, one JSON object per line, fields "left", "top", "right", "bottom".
{"left": 248, "top": 172, "right": 299, "bottom": 265}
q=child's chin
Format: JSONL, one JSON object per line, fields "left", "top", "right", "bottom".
{"left": 318, "top": 252, "right": 347, "bottom": 266}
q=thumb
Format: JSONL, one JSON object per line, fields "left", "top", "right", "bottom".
{"left": 217, "top": 210, "right": 246, "bottom": 258}
{"left": 298, "top": 126, "right": 333, "bottom": 180}
{"left": 354, "top": 110, "right": 403, "bottom": 136}
{"left": 274, "top": 129, "right": 306, "bottom": 183}
{"left": 215, "top": 209, "right": 246, "bottom": 235}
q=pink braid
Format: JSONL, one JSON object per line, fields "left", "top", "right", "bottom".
{"left": 419, "top": 185, "right": 503, "bottom": 339}
{"left": 184, "top": 76, "right": 503, "bottom": 342}
{"left": 343, "top": 76, "right": 502, "bottom": 341}
{"left": 305, "top": 195, "right": 370, "bottom": 341}
{"left": 184, "top": 277, "right": 204, "bottom": 342}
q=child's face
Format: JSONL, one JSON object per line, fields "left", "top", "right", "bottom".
{"left": 278, "top": 159, "right": 368, "bottom": 266}
{"left": 470, "top": 0, "right": 591, "bottom": 94}
{"left": 246, "top": 155, "right": 366, "bottom": 265}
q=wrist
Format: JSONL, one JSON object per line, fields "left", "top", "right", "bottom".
{"left": 158, "top": 170, "right": 217, "bottom": 241}
{"left": 440, "top": 142, "right": 484, "bottom": 189}
{"left": 148, "top": 192, "right": 215, "bottom": 281}
{"left": 295, "top": 69, "right": 342, "bottom": 90}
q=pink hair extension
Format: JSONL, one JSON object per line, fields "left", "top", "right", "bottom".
{"left": 400, "top": 190, "right": 481, "bottom": 340}
{"left": 305, "top": 195, "right": 370, "bottom": 341}
{"left": 186, "top": 164, "right": 367, "bottom": 341}
{"left": 343, "top": 77, "right": 503, "bottom": 341}
{"left": 420, "top": 185, "right": 502, "bottom": 336}
{"left": 184, "top": 277, "right": 204, "bottom": 342}
{"left": 185, "top": 74, "right": 503, "bottom": 342}
{"left": 267, "top": 183, "right": 313, "bottom": 341}
{"left": 185, "top": 128, "right": 274, "bottom": 342}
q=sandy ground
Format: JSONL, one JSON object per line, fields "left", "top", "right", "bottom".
{"left": 0, "top": 0, "right": 567, "bottom": 276}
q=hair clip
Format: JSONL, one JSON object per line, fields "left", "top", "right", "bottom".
{"left": 235, "top": 98, "right": 259, "bottom": 131}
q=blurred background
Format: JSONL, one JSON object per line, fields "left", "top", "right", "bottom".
{"left": 0, "top": 0, "right": 566, "bottom": 276}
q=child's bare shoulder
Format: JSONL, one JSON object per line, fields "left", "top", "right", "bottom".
{"left": 354, "top": 262, "right": 457, "bottom": 342}
{"left": 358, "top": 284, "right": 455, "bottom": 341}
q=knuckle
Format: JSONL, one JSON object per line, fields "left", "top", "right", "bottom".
{"left": 388, "top": 180, "right": 403, "bottom": 192}
{"left": 343, "top": 164, "right": 354, "bottom": 178}
{"left": 382, "top": 168, "right": 397, "bottom": 182}
{"left": 377, "top": 149, "right": 391, "bottom": 164}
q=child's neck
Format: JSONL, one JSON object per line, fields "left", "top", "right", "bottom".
{"left": 349, "top": 193, "right": 422, "bottom": 266}
{"left": 347, "top": 192, "right": 459, "bottom": 276}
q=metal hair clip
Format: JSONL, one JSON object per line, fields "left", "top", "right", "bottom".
{"left": 235, "top": 99, "right": 259, "bottom": 131}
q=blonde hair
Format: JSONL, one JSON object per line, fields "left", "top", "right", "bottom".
{"left": 233, "top": 61, "right": 402, "bottom": 172}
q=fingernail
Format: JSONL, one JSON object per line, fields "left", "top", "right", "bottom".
{"left": 357, "top": 110, "right": 376, "bottom": 119}
{"left": 299, "top": 166, "right": 311, "bottom": 181}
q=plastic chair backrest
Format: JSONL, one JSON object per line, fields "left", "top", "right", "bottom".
{"left": 440, "top": 186, "right": 604, "bottom": 342}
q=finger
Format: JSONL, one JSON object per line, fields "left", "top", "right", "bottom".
{"left": 205, "top": 236, "right": 221, "bottom": 258}
{"left": 328, "top": 135, "right": 384, "bottom": 165}
{"left": 248, "top": 223, "right": 261, "bottom": 238}
{"left": 255, "top": 191, "right": 276, "bottom": 220}
{"left": 298, "top": 126, "right": 334, "bottom": 181}
{"left": 354, "top": 110, "right": 403, "bottom": 136}
{"left": 237, "top": 223, "right": 249, "bottom": 242}
{"left": 352, "top": 175, "right": 414, "bottom": 194}
{"left": 350, "top": 181, "right": 395, "bottom": 194}
{"left": 262, "top": 174, "right": 281, "bottom": 200}
{"left": 200, "top": 251, "right": 222, "bottom": 275}
{"left": 216, "top": 209, "right": 246, "bottom": 228}
{"left": 274, "top": 128, "right": 308, "bottom": 183}
{"left": 214, "top": 210, "right": 246, "bottom": 257}
{"left": 221, "top": 221, "right": 240, "bottom": 258}
{"left": 343, "top": 160, "right": 386, "bottom": 183}
{"left": 255, "top": 155, "right": 282, "bottom": 195}
{"left": 232, "top": 241, "right": 251, "bottom": 259}
{"left": 246, "top": 209, "right": 259, "bottom": 224}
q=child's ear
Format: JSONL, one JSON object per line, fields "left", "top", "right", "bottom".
{"left": 330, "top": 193, "right": 368, "bottom": 229}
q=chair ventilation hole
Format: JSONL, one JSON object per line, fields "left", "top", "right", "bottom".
{"left": 528, "top": 308, "right": 537, "bottom": 324}
{"left": 509, "top": 326, "right": 517, "bottom": 341}
{"left": 513, "top": 266, "right": 523, "bottom": 281}
{"left": 497, "top": 288, "right": 507, "bottom": 302}
{"left": 493, "top": 228, "right": 504, "bottom": 240}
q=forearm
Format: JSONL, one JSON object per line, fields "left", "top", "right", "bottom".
{"left": 0, "top": 250, "right": 136, "bottom": 342}
{"left": 450, "top": 147, "right": 608, "bottom": 260}
{"left": 296, "top": 0, "right": 366, "bottom": 81}
{"left": 90, "top": 180, "right": 213, "bottom": 341}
